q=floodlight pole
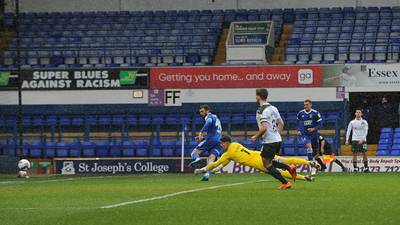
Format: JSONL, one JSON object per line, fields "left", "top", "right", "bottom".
{"left": 14, "top": 0, "right": 23, "bottom": 158}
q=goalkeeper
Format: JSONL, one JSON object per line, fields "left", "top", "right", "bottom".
{"left": 195, "top": 135, "right": 319, "bottom": 185}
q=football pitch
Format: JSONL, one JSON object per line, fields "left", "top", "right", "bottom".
{"left": 0, "top": 173, "right": 399, "bottom": 225}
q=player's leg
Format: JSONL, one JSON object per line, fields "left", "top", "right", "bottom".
{"left": 189, "top": 148, "right": 203, "bottom": 166}
{"left": 278, "top": 156, "right": 321, "bottom": 170}
{"left": 201, "top": 149, "right": 219, "bottom": 181}
{"left": 189, "top": 140, "right": 208, "bottom": 166}
{"left": 334, "top": 159, "right": 347, "bottom": 172}
{"left": 261, "top": 143, "right": 292, "bottom": 189}
{"left": 351, "top": 141, "right": 359, "bottom": 171}
{"left": 362, "top": 144, "right": 369, "bottom": 172}
{"left": 311, "top": 136, "right": 326, "bottom": 173}
{"left": 303, "top": 136, "right": 314, "bottom": 162}
{"left": 280, "top": 170, "right": 314, "bottom": 182}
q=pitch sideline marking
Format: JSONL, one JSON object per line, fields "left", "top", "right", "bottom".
{"left": 0, "top": 174, "right": 162, "bottom": 185}
{"left": 101, "top": 179, "right": 270, "bottom": 209}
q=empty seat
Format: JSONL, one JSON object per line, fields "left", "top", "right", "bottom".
{"left": 56, "top": 142, "right": 69, "bottom": 157}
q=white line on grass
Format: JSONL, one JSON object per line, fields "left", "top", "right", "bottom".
{"left": 0, "top": 176, "right": 107, "bottom": 185}
{"left": 101, "top": 179, "right": 270, "bottom": 209}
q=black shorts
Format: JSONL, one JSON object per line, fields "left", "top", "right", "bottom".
{"left": 261, "top": 142, "right": 281, "bottom": 160}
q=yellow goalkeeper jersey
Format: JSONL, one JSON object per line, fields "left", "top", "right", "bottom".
{"left": 204, "top": 142, "right": 267, "bottom": 172}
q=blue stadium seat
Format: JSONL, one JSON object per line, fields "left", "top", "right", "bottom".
{"left": 390, "top": 150, "right": 400, "bottom": 156}
{"left": 231, "top": 113, "right": 244, "bottom": 125}
{"left": 380, "top": 132, "right": 393, "bottom": 139}
{"left": 82, "top": 142, "right": 96, "bottom": 157}
{"left": 44, "top": 142, "right": 56, "bottom": 158}
{"left": 284, "top": 147, "right": 296, "bottom": 156}
{"left": 381, "top": 128, "right": 393, "bottom": 133}
{"left": 162, "top": 141, "right": 175, "bottom": 157}
{"left": 96, "top": 141, "right": 109, "bottom": 157}
{"left": 150, "top": 141, "right": 162, "bottom": 157}
{"left": 135, "top": 141, "right": 148, "bottom": 157}
{"left": 376, "top": 150, "right": 389, "bottom": 156}
{"left": 379, "top": 138, "right": 392, "bottom": 145}
{"left": 240, "top": 140, "right": 257, "bottom": 150}
{"left": 56, "top": 142, "right": 69, "bottom": 157}
{"left": 392, "top": 145, "right": 400, "bottom": 151}
{"left": 29, "top": 142, "right": 43, "bottom": 158}
{"left": 393, "top": 139, "right": 400, "bottom": 144}
{"left": 126, "top": 115, "right": 137, "bottom": 125}
{"left": 138, "top": 115, "right": 151, "bottom": 125}
{"left": 297, "top": 147, "right": 307, "bottom": 156}
{"left": 69, "top": 142, "right": 81, "bottom": 157}
{"left": 122, "top": 141, "right": 135, "bottom": 157}
{"left": 110, "top": 142, "right": 122, "bottom": 157}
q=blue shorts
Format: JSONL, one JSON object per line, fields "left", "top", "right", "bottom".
{"left": 301, "top": 134, "right": 319, "bottom": 150}
{"left": 195, "top": 139, "right": 222, "bottom": 157}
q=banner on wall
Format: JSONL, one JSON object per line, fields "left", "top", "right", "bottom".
{"left": 220, "top": 156, "right": 400, "bottom": 173}
{"left": 150, "top": 66, "right": 323, "bottom": 89}
{"left": 322, "top": 64, "right": 400, "bottom": 87}
{"left": 54, "top": 158, "right": 205, "bottom": 175}
{"left": 54, "top": 157, "right": 400, "bottom": 175}
{"left": 0, "top": 68, "right": 149, "bottom": 90}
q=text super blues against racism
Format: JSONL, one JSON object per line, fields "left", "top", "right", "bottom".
{"left": 22, "top": 70, "right": 121, "bottom": 89}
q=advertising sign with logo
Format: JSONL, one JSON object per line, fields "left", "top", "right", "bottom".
{"left": 55, "top": 158, "right": 205, "bottom": 175}
{"left": 322, "top": 64, "right": 400, "bottom": 87}
{"left": 0, "top": 68, "right": 149, "bottom": 90}
{"left": 219, "top": 156, "right": 400, "bottom": 173}
{"left": 150, "top": 66, "right": 322, "bottom": 89}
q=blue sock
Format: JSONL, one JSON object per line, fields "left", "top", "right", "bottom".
{"left": 191, "top": 151, "right": 200, "bottom": 160}
{"left": 204, "top": 171, "right": 211, "bottom": 177}
{"left": 307, "top": 148, "right": 314, "bottom": 161}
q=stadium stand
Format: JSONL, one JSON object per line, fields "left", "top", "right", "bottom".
{"left": 2, "top": 6, "right": 400, "bottom": 68}
{"left": 377, "top": 127, "right": 400, "bottom": 156}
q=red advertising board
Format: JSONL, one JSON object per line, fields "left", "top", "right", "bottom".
{"left": 150, "top": 66, "right": 323, "bottom": 89}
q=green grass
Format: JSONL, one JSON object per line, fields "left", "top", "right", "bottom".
{"left": 0, "top": 173, "right": 399, "bottom": 225}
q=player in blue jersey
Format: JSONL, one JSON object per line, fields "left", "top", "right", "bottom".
{"left": 297, "top": 99, "right": 323, "bottom": 175}
{"left": 189, "top": 105, "right": 223, "bottom": 181}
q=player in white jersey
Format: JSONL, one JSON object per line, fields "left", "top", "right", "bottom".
{"left": 345, "top": 109, "right": 369, "bottom": 172}
{"left": 251, "top": 89, "right": 295, "bottom": 189}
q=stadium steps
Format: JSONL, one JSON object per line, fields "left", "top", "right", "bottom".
{"left": 0, "top": 31, "right": 15, "bottom": 50}
{"left": 0, "top": 31, "right": 15, "bottom": 64}
{"left": 271, "top": 24, "right": 293, "bottom": 65}
{"left": 213, "top": 27, "right": 229, "bottom": 65}
{"left": 340, "top": 144, "right": 377, "bottom": 156}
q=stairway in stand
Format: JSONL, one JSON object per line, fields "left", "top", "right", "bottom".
{"left": 213, "top": 27, "right": 229, "bottom": 65}
{"left": 271, "top": 24, "right": 293, "bottom": 65}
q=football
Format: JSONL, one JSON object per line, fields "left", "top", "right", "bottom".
{"left": 18, "top": 170, "right": 29, "bottom": 178}
{"left": 17, "top": 159, "right": 31, "bottom": 171}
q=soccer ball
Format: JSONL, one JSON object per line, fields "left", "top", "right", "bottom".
{"left": 18, "top": 170, "right": 29, "bottom": 178}
{"left": 18, "top": 159, "right": 31, "bottom": 170}
{"left": 17, "top": 159, "right": 31, "bottom": 178}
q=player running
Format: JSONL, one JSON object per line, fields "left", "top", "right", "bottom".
{"left": 345, "top": 109, "right": 369, "bottom": 172}
{"left": 297, "top": 99, "right": 323, "bottom": 175}
{"left": 195, "top": 136, "right": 315, "bottom": 187}
{"left": 318, "top": 134, "right": 347, "bottom": 172}
{"left": 250, "top": 88, "right": 294, "bottom": 189}
{"left": 189, "top": 104, "right": 223, "bottom": 181}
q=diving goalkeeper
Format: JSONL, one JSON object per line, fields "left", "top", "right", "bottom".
{"left": 195, "top": 135, "right": 318, "bottom": 189}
